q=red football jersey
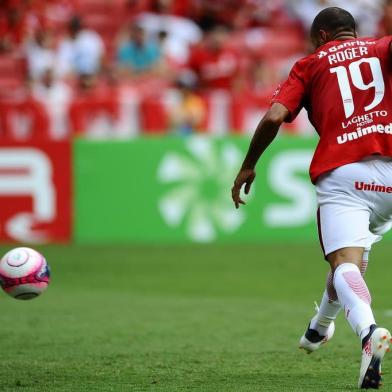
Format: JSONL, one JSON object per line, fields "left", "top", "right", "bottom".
{"left": 271, "top": 36, "right": 392, "bottom": 183}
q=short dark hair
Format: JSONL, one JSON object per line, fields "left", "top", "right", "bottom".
{"left": 310, "top": 7, "right": 356, "bottom": 39}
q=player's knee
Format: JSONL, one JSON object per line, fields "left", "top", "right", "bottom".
{"left": 327, "top": 247, "right": 364, "bottom": 271}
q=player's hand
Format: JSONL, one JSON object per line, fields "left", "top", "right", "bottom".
{"left": 231, "top": 169, "right": 256, "bottom": 209}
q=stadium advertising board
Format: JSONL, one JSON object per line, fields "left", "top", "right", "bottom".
{"left": 0, "top": 141, "right": 72, "bottom": 243}
{"left": 75, "top": 136, "right": 318, "bottom": 244}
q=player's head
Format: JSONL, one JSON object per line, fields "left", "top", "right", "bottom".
{"left": 310, "top": 7, "right": 357, "bottom": 49}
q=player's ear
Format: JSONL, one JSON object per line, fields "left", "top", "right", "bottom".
{"left": 312, "top": 30, "right": 327, "bottom": 49}
{"left": 319, "top": 30, "right": 328, "bottom": 44}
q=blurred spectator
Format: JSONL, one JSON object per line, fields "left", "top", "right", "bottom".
{"left": 148, "top": 0, "right": 194, "bottom": 17}
{"left": 32, "top": 68, "right": 72, "bottom": 140}
{"left": 250, "top": 60, "right": 280, "bottom": 98}
{"left": 187, "top": 25, "right": 240, "bottom": 90}
{"left": 0, "top": 14, "right": 13, "bottom": 52}
{"left": 286, "top": 0, "right": 383, "bottom": 37}
{"left": 157, "top": 26, "right": 197, "bottom": 67}
{"left": 232, "top": 0, "right": 290, "bottom": 30}
{"left": 25, "top": 29, "right": 56, "bottom": 81}
{"left": 117, "top": 23, "right": 161, "bottom": 75}
{"left": 335, "top": 0, "right": 383, "bottom": 37}
{"left": 192, "top": 0, "right": 238, "bottom": 31}
{"left": 190, "top": 0, "right": 289, "bottom": 31}
{"left": 285, "top": 0, "right": 328, "bottom": 32}
{"left": 379, "top": 0, "right": 392, "bottom": 36}
{"left": 169, "top": 71, "right": 206, "bottom": 134}
{"left": 136, "top": 11, "right": 202, "bottom": 66}
{"left": 0, "top": 3, "right": 32, "bottom": 51}
{"left": 57, "top": 16, "right": 105, "bottom": 77}
{"left": 1, "top": 0, "right": 389, "bottom": 139}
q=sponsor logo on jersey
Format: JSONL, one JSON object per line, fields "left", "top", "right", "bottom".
{"left": 323, "top": 40, "right": 376, "bottom": 55}
{"left": 354, "top": 181, "right": 392, "bottom": 193}
{"left": 337, "top": 122, "right": 392, "bottom": 144}
{"left": 342, "top": 110, "right": 388, "bottom": 129}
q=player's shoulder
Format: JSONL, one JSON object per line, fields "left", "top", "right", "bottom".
{"left": 293, "top": 55, "right": 313, "bottom": 67}
{"left": 372, "top": 35, "right": 392, "bottom": 44}
{"left": 288, "top": 54, "right": 314, "bottom": 80}
{"left": 371, "top": 35, "right": 392, "bottom": 52}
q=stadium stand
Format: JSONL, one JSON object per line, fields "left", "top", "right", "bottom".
{"left": 0, "top": 0, "right": 387, "bottom": 140}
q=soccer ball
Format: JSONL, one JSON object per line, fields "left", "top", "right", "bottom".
{"left": 0, "top": 247, "right": 50, "bottom": 300}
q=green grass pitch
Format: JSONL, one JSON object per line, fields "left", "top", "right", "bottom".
{"left": 0, "top": 243, "right": 392, "bottom": 391}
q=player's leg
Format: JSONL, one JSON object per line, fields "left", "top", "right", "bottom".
{"left": 306, "top": 159, "right": 392, "bottom": 388}
{"left": 312, "top": 249, "right": 369, "bottom": 334}
{"left": 305, "top": 205, "right": 343, "bottom": 342}
{"left": 309, "top": 283, "right": 339, "bottom": 335}
{"left": 320, "top": 205, "right": 390, "bottom": 390}
{"left": 299, "top": 274, "right": 339, "bottom": 353}
{"left": 300, "top": 251, "right": 370, "bottom": 353}
{"left": 314, "top": 161, "right": 381, "bottom": 342}
{"left": 328, "top": 247, "right": 391, "bottom": 389}
{"left": 299, "top": 201, "right": 371, "bottom": 353}
{"left": 299, "top": 253, "right": 369, "bottom": 353}
{"left": 328, "top": 247, "right": 374, "bottom": 339}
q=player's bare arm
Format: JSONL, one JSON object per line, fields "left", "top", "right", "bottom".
{"left": 231, "top": 103, "right": 289, "bottom": 209}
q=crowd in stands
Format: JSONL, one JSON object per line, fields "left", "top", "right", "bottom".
{"left": 0, "top": 0, "right": 389, "bottom": 140}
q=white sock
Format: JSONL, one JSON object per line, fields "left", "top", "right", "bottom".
{"left": 310, "top": 254, "right": 370, "bottom": 336}
{"left": 333, "top": 263, "right": 375, "bottom": 338}
{"left": 310, "top": 291, "right": 340, "bottom": 335}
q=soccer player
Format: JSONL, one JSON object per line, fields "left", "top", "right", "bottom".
{"left": 232, "top": 7, "right": 392, "bottom": 389}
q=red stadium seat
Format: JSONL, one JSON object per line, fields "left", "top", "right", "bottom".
{"left": 0, "top": 55, "right": 25, "bottom": 99}
{"left": 0, "top": 54, "right": 24, "bottom": 79}
{"left": 0, "top": 96, "right": 50, "bottom": 141}
{"left": 0, "top": 77, "right": 23, "bottom": 97}
{"left": 76, "top": 0, "right": 112, "bottom": 15}
{"left": 83, "top": 14, "right": 117, "bottom": 31}
{"left": 140, "top": 96, "right": 169, "bottom": 134}
{"left": 68, "top": 89, "right": 119, "bottom": 136}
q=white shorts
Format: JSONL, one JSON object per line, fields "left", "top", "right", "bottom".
{"left": 316, "top": 156, "right": 392, "bottom": 257}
